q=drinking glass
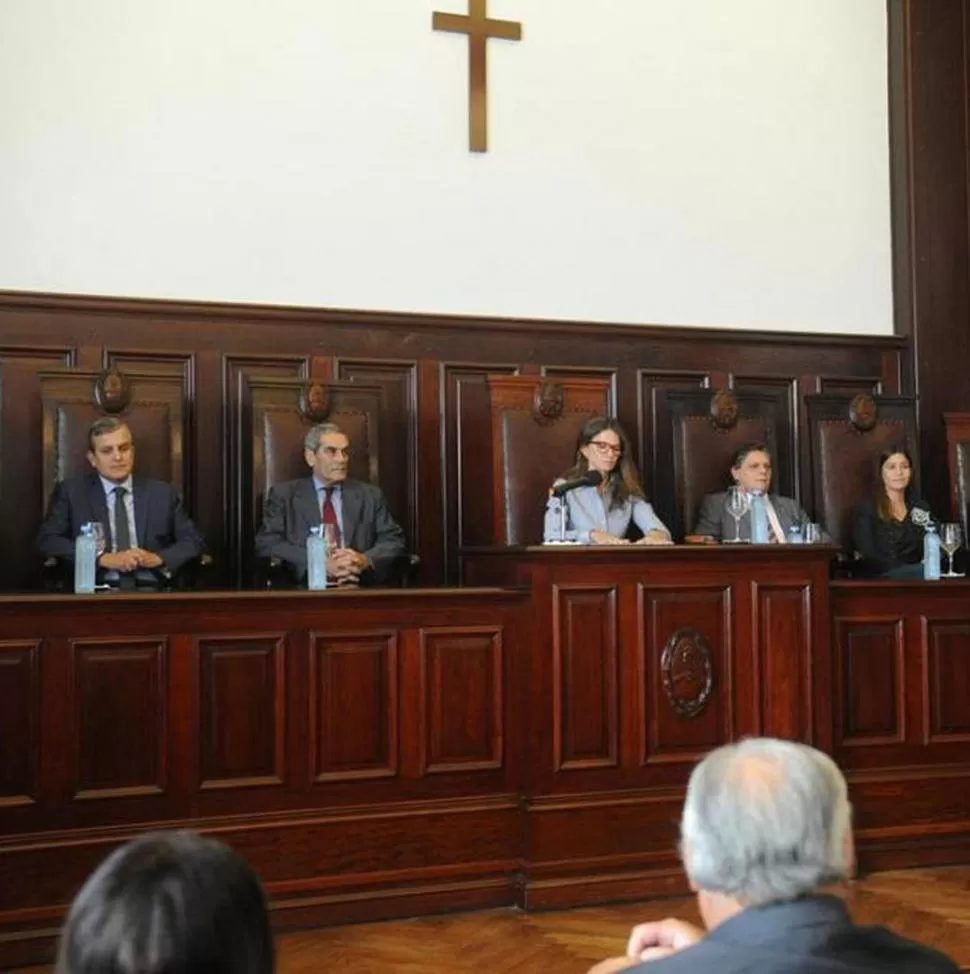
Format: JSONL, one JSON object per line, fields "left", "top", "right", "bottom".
{"left": 322, "top": 523, "right": 339, "bottom": 556}
{"left": 804, "top": 522, "right": 822, "bottom": 545}
{"left": 941, "top": 522, "right": 963, "bottom": 577}
{"left": 725, "top": 487, "right": 750, "bottom": 543}
{"left": 90, "top": 522, "right": 106, "bottom": 557}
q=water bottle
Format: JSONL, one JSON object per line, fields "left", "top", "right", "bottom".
{"left": 306, "top": 526, "right": 328, "bottom": 590}
{"left": 543, "top": 497, "right": 564, "bottom": 543}
{"left": 74, "top": 523, "right": 97, "bottom": 594}
{"left": 750, "top": 493, "right": 769, "bottom": 543}
{"left": 923, "top": 523, "right": 941, "bottom": 581}
{"left": 787, "top": 523, "right": 803, "bottom": 545}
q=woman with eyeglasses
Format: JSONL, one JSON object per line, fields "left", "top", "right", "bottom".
{"left": 553, "top": 417, "right": 672, "bottom": 545}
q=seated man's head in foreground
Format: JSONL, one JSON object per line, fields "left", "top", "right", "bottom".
{"left": 56, "top": 831, "right": 274, "bottom": 974}
{"left": 681, "top": 737, "right": 852, "bottom": 926}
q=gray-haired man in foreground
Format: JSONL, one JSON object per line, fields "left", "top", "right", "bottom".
{"left": 589, "top": 738, "right": 958, "bottom": 974}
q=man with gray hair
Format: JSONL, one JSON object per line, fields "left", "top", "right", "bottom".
{"left": 588, "top": 738, "right": 958, "bottom": 973}
{"left": 255, "top": 422, "right": 405, "bottom": 586}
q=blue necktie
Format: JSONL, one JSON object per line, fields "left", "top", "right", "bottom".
{"left": 751, "top": 493, "right": 769, "bottom": 543}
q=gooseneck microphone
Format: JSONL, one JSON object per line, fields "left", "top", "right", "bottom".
{"left": 551, "top": 470, "right": 604, "bottom": 497}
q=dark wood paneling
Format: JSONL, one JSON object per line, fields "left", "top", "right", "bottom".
{"left": 0, "top": 346, "right": 76, "bottom": 591}
{"left": 755, "top": 584, "right": 810, "bottom": 741}
{"left": 419, "top": 627, "right": 503, "bottom": 774}
{"left": 552, "top": 584, "right": 619, "bottom": 771}
{"left": 224, "top": 355, "right": 310, "bottom": 586}
{"left": 0, "top": 641, "right": 40, "bottom": 805}
{"left": 309, "top": 631, "right": 398, "bottom": 782}
{"left": 639, "top": 586, "right": 730, "bottom": 764}
{"left": 442, "top": 362, "right": 517, "bottom": 580}
{"left": 902, "top": 0, "right": 970, "bottom": 519}
{"left": 0, "top": 588, "right": 527, "bottom": 964}
{"left": 198, "top": 635, "right": 286, "bottom": 789}
{"left": 925, "top": 620, "right": 970, "bottom": 742}
{"left": 71, "top": 638, "right": 168, "bottom": 799}
{"left": 835, "top": 619, "right": 904, "bottom": 747}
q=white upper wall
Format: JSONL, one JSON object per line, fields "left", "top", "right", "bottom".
{"left": 0, "top": 0, "right": 893, "bottom": 334}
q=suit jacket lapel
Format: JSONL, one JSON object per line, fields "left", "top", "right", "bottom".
{"left": 340, "top": 481, "right": 362, "bottom": 549}
{"left": 89, "top": 476, "right": 111, "bottom": 545}
{"left": 297, "top": 478, "right": 323, "bottom": 533}
{"left": 133, "top": 478, "right": 149, "bottom": 548}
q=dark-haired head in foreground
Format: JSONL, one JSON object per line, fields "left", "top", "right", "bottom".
{"left": 56, "top": 831, "right": 274, "bottom": 974}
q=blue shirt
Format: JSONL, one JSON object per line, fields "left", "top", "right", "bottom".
{"left": 562, "top": 483, "right": 670, "bottom": 544}
{"left": 313, "top": 477, "right": 345, "bottom": 538}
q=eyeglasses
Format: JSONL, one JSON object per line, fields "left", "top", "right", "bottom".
{"left": 588, "top": 440, "right": 622, "bottom": 456}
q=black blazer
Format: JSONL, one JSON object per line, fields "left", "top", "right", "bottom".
{"left": 36, "top": 474, "right": 205, "bottom": 574}
{"left": 853, "top": 496, "right": 934, "bottom": 577}
{"left": 254, "top": 477, "right": 406, "bottom": 584}
{"left": 626, "top": 895, "right": 958, "bottom": 974}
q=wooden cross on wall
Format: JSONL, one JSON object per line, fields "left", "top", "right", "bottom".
{"left": 432, "top": 0, "right": 523, "bottom": 153}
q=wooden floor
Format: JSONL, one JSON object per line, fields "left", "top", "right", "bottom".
{"left": 275, "top": 867, "right": 970, "bottom": 973}
{"left": 16, "top": 867, "right": 970, "bottom": 973}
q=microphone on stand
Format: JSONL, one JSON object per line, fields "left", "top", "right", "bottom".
{"left": 551, "top": 470, "right": 604, "bottom": 497}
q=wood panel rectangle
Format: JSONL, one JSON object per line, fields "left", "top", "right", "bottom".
{"left": 639, "top": 586, "right": 729, "bottom": 764}
{"left": 70, "top": 638, "right": 167, "bottom": 799}
{"left": 755, "top": 583, "right": 811, "bottom": 741}
{"left": 419, "top": 627, "right": 503, "bottom": 774}
{"left": 0, "top": 641, "right": 40, "bottom": 806}
{"left": 925, "top": 620, "right": 970, "bottom": 742}
{"left": 552, "top": 584, "right": 618, "bottom": 771}
{"left": 309, "top": 631, "right": 399, "bottom": 782}
{"left": 198, "top": 635, "right": 286, "bottom": 789}
{"left": 834, "top": 618, "right": 905, "bottom": 747}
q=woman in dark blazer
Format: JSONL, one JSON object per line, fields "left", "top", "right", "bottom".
{"left": 852, "top": 445, "right": 936, "bottom": 578}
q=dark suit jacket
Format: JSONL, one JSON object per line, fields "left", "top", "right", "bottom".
{"left": 36, "top": 474, "right": 205, "bottom": 574}
{"left": 693, "top": 491, "right": 830, "bottom": 543}
{"left": 254, "top": 477, "right": 406, "bottom": 585}
{"left": 628, "top": 895, "right": 958, "bottom": 974}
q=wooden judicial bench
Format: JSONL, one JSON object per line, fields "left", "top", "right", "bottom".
{"left": 2, "top": 550, "right": 970, "bottom": 964}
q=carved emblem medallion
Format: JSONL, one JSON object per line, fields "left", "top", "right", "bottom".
{"left": 93, "top": 369, "right": 131, "bottom": 414}
{"left": 533, "top": 381, "right": 565, "bottom": 424}
{"left": 710, "top": 388, "right": 739, "bottom": 430}
{"left": 300, "top": 382, "right": 331, "bottom": 423}
{"left": 661, "top": 627, "right": 714, "bottom": 718}
{"left": 849, "top": 393, "right": 877, "bottom": 432}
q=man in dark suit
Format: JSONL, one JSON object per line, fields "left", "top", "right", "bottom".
{"left": 36, "top": 417, "right": 205, "bottom": 586}
{"left": 587, "top": 738, "right": 958, "bottom": 974}
{"left": 693, "top": 442, "right": 830, "bottom": 542}
{"left": 254, "top": 422, "right": 405, "bottom": 586}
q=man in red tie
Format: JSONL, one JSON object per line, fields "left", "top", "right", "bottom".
{"left": 255, "top": 423, "right": 405, "bottom": 586}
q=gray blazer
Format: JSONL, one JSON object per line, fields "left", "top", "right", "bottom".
{"left": 625, "top": 895, "right": 958, "bottom": 974}
{"left": 693, "top": 490, "right": 829, "bottom": 542}
{"left": 254, "top": 477, "right": 405, "bottom": 584}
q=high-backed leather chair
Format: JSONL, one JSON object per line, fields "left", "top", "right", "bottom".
{"left": 805, "top": 393, "right": 919, "bottom": 555}
{"left": 235, "top": 376, "right": 415, "bottom": 587}
{"left": 485, "top": 375, "right": 611, "bottom": 545}
{"left": 653, "top": 387, "right": 794, "bottom": 541}
{"left": 37, "top": 367, "right": 204, "bottom": 587}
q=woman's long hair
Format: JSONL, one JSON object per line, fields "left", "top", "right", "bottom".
{"left": 562, "top": 417, "right": 645, "bottom": 510}
{"left": 874, "top": 444, "right": 916, "bottom": 522}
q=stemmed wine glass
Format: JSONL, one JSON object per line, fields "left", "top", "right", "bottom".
{"left": 90, "top": 522, "right": 106, "bottom": 558}
{"left": 940, "top": 522, "right": 964, "bottom": 577}
{"left": 725, "top": 486, "right": 750, "bottom": 544}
